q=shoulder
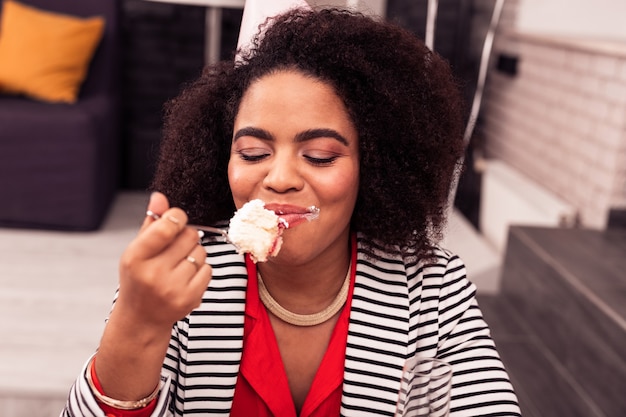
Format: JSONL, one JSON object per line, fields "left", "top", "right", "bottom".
{"left": 417, "top": 246, "right": 474, "bottom": 299}
{"left": 355, "top": 235, "right": 474, "bottom": 305}
{"left": 356, "top": 233, "right": 466, "bottom": 277}
{"left": 420, "top": 246, "right": 467, "bottom": 280}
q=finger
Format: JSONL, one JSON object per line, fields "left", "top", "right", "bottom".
{"left": 174, "top": 249, "right": 212, "bottom": 313}
{"left": 157, "top": 227, "right": 204, "bottom": 267}
{"left": 140, "top": 192, "right": 171, "bottom": 233}
{"left": 175, "top": 245, "right": 208, "bottom": 278}
{"left": 165, "top": 259, "right": 213, "bottom": 319}
{"left": 181, "top": 255, "right": 202, "bottom": 275}
{"left": 148, "top": 191, "right": 170, "bottom": 215}
{"left": 131, "top": 207, "right": 190, "bottom": 260}
{"left": 187, "top": 264, "right": 213, "bottom": 309}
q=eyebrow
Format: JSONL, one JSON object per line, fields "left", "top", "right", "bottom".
{"left": 233, "top": 127, "right": 272, "bottom": 141}
{"left": 233, "top": 127, "right": 349, "bottom": 146}
{"left": 295, "top": 128, "right": 349, "bottom": 146}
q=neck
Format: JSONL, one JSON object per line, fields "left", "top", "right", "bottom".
{"left": 257, "top": 238, "right": 351, "bottom": 315}
{"left": 258, "top": 266, "right": 350, "bottom": 327}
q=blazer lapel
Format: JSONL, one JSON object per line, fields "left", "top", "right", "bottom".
{"left": 341, "top": 237, "right": 410, "bottom": 416}
{"left": 183, "top": 248, "right": 248, "bottom": 415}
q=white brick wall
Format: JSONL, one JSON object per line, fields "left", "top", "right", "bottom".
{"left": 479, "top": 32, "right": 626, "bottom": 229}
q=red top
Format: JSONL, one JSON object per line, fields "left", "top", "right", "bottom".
{"left": 230, "top": 251, "right": 355, "bottom": 416}
{"left": 93, "top": 237, "right": 356, "bottom": 416}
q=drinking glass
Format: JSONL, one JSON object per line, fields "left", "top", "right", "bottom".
{"left": 395, "top": 357, "right": 453, "bottom": 417}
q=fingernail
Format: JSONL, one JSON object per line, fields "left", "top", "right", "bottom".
{"left": 146, "top": 210, "right": 159, "bottom": 220}
{"left": 164, "top": 214, "right": 180, "bottom": 224}
{"left": 197, "top": 230, "right": 205, "bottom": 239}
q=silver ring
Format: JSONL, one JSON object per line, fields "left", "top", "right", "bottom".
{"left": 185, "top": 255, "right": 199, "bottom": 270}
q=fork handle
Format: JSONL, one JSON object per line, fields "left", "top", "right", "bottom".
{"left": 188, "top": 224, "right": 229, "bottom": 238}
{"left": 146, "top": 211, "right": 229, "bottom": 239}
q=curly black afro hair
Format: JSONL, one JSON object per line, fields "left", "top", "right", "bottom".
{"left": 152, "top": 8, "right": 465, "bottom": 259}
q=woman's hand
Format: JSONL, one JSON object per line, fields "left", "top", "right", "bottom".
{"left": 94, "top": 192, "right": 212, "bottom": 401}
{"left": 115, "top": 191, "right": 212, "bottom": 329}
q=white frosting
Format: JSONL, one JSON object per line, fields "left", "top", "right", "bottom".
{"left": 228, "top": 199, "right": 283, "bottom": 263}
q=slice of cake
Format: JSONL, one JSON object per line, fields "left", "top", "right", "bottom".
{"left": 228, "top": 199, "right": 284, "bottom": 263}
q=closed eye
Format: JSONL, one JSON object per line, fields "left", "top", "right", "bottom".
{"left": 304, "top": 155, "right": 339, "bottom": 166}
{"left": 237, "top": 149, "right": 270, "bottom": 162}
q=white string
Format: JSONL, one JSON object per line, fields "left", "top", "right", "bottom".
{"left": 425, "top": 0, "right": 439, "bottom": 51}
{"left": 448, "top": 0, "right": 506, "bottom": 213}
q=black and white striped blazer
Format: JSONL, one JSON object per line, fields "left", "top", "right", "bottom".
{"left": 64, "top": 234, "right": 521, "bottom": 416}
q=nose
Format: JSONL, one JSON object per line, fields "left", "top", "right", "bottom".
{"left": 262, "top": 152, "right": 304, "bottom": 193}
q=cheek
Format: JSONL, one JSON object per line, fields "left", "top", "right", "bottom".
{"left": 319, "top": 168, "right": 360, "bottom": 204}
{"left": 227, "top": 162, "right": 251, "bottom": 201}
{"left": 227, "top": 163, "right": 240, "bottom": 186}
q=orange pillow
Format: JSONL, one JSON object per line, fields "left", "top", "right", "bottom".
{"left": 0, "top": 0, "right": 105, "bottom": 103}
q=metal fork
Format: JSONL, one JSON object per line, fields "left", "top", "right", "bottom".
{"left": 145, "top": 210, "right": 241, "bottom": 250}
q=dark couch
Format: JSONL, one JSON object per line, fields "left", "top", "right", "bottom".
{"left": 0, "top": 0, "right": 121, "bottom": 230}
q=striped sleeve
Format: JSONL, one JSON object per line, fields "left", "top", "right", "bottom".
{"left": 60, "top": 354, "right": 174, "bottom": 417}
{"left": 61, "top": 243, "right": 246, "bottom": 417}
{"left": 61, "top": 291, "right": 180, "bottom": 416}
{"left": 434, "top": 252, "right": 521, "bottom": 416}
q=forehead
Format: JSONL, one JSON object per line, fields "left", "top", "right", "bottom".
{"left": 236, "top": 70, "right": 353, "bottom": 127}
{"left": 242, "top": 70, "right": 339, "bottom": 103}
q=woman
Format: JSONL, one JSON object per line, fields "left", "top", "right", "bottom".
{"left": 63, "top": 8, "right": 521, "bottom": 417}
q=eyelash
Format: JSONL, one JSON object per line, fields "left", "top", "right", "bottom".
{"left": 305, "top": 155, "right": 338, "bottom": 166}
{"left": 237, "top": 151, "right": 338, "bottom": 166}
{"left": 238, "top": 152, "right": 268, "bottom": 162}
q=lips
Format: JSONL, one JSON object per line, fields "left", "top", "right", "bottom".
{"left": 264, "top": 203, "right": 318, "bottom": 229}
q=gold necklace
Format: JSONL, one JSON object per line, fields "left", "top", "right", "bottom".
{"left": 257, "top": 266, "right": 351, "bottom": 327}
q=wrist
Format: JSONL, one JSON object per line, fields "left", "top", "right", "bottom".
{"left": 107, "top": 301, "right": 174, "bottom": 345}
{"left": 95, "top": 306, "right": 172, "bottom": 401}
{"left": 87, "top": 356, "right": 160, "bottom": 410}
